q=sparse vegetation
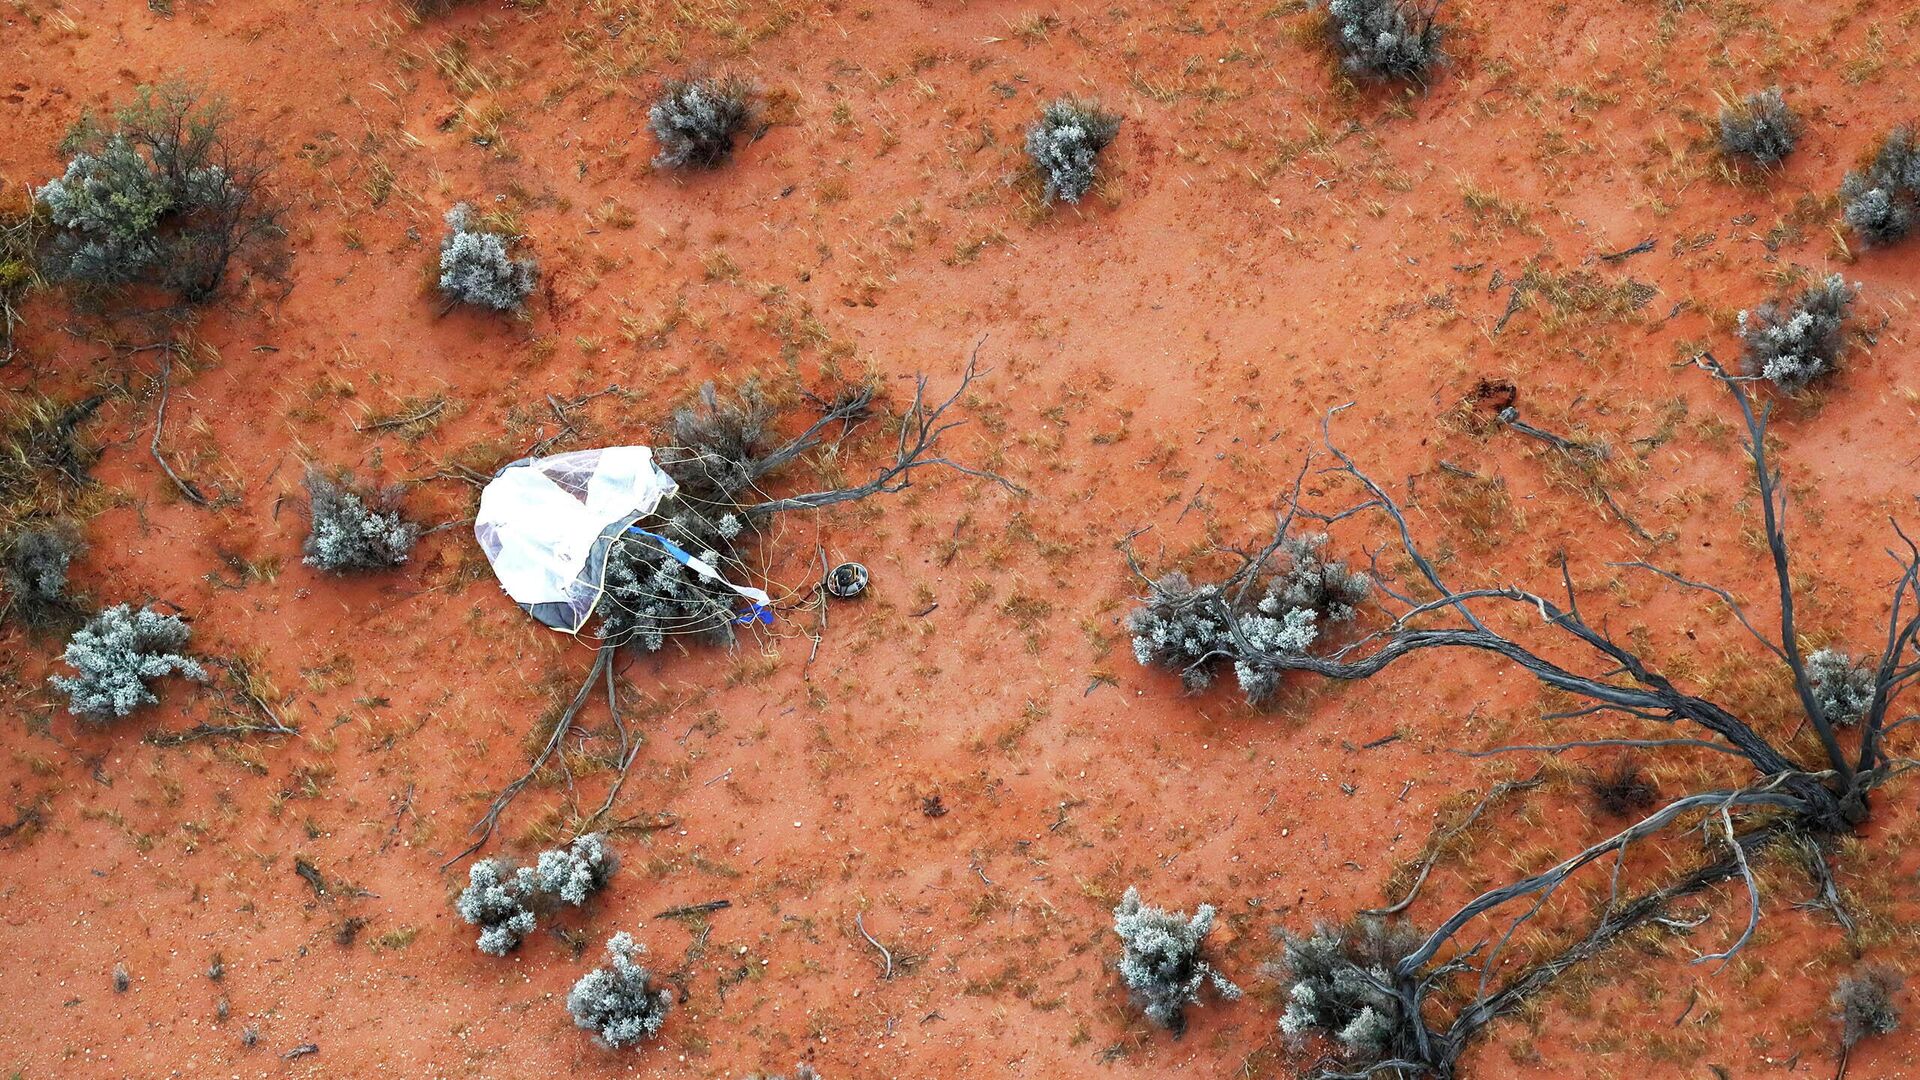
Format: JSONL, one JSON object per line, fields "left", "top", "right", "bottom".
{"left": 1840, "top": 127, "right": 1920, "bottom": 247}
{"left": 1111, "top": 886, "right": 1241, "bottom": 1035}
{"left": 1025, "top": 98, "right": 1121, "bottom": 205}
{"left": 438, "top": 203, "right": 537, "bottom": 312}
{"left": 1832, "top": 964, "right": 1903, "bottom": 1048}
{"left": 1318, "top": 0, "right": 1445, "bottom": 83}
{"left": 35, "top": 82, "right": 281, "bottom": 302}
{"left": 1, "top": 521, "right": 85, "bottom": 632}
{"left": 49, "top": 604, "right": 205, "bottom": 721}
{"left": 1736, "top": 273, "right": 1856, "bottom": 390}
{"left": 1127, "top": 533, "right": 1368, "bottom": 704}
{"left": 1719, "top": 88, "right": 1800, "bottom": 166}
{"left": 301, "top": 468, "right": 419, "bottom": 574}
{"left": 648, "top": 76, "right": 755, "bottom": 170}
{"left": 0, "top": 194, "right": 41, "bottom": 361}
{"left": 568, "top": 932, "right": 673, "bottom": 1048}
{"left": 0, "top": 394, "right": 101, "bottom": 535}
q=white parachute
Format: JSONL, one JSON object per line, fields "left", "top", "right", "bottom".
{"left": 474, "top": 446, "right": 769, "bottom": 634}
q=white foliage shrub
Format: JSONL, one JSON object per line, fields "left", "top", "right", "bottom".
{"left": 649, "top": 77, "right": 754, "bottom": 170}
{"left": 568, "top": 932, "right": 674, "bottom": 1048}
{"left": 1111, "top": 887, "right": 1240, "bottom": 1035}
{"left": 1736, "top": 274, "right": 1857, "bottom": 390}
{"left": 438, "top": 203, "right": 536, "bottom": 311}
{"left": 1025, "top": 98, "right": 1121, "bottom": 205}
{"left": 1320, "top": 0, "right": 1444, "bottom": 82}
{"left": 1840, "top": 127, "right": 1920, "bottom": 247}
{"left": 455, "top": 858, "right": 537, "bottom": 956}
{"left": 1128, "top": 534, "right": 1368, "bottom": 704}
{"left": 1719, "top": 87, "right": 1799, "bottom": 165}
{"left": 531, "top": 832, "right": 619, "bottom": 906}
{"left": 1808, "top": 647, "right": 1876, "bottom": 727}
{"left": 1274, "top": 919, "right": 1419, "bottom": 1065}
{"left": 49, "top": 603, "right": 205, "bottom": 720}
{"left": 302, "top": 469, "right": 418, "bottom": 573}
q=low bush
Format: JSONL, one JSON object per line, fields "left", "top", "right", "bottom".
{"left": 1112, "top": 887, "right": 1240, "bottom": 1035}
{"left": 1719, "top": 88, "right": 1800, "bottom": 166}
{"left": 1736, "top": 273, "right": 1856, "bottom": 391}
{"left": 649, "top": 76, "right": 755, "bottom": 170}
{"left": 530, "top": 832, "right": 619, "bottom": 906}
{"left": 568, "top": 932, "right": 673, "bottom": 1048}
{"left": 1128, "top": 534, "right": 1368, "bottom": 704}
{"left": 1840, "top": 127, "right": 1920, "bottom": 247}
{"left": 438, "top": 203, "right": 537, "bottom": 311}
{"left": 1320, "top": 0, "right": 1444, "bottom": 82}
{"left": 1, "top": 521, "right": 84, "bottom": 632}
{"left": 1026, "top": 98, "right": 1121, "bottom": 205}
{"left": 49, "top": 603, "right": 205, "bottom": 720}
{"left": 35, "top": 82, "right": 280, "bottom": 302}
{"left": 454, "top": 858, "right": 537, "bottom": 956}
{"left": 1833, "top": 964, "right": 1903, "bottom": 1047}
{"left": 302, "top": 468, "right": 419, "bottom": 573}
{"left": 1275, "top": 918, "right": 1422, "bottom": 1065}
{"left": 1808, "top": 647, "right": 1876, "bottom": 727}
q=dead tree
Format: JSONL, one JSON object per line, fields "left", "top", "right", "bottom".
{"left": 1128, "top": 354, "right": 1916, "bottom": 1077}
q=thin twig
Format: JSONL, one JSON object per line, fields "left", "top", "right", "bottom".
{"left": 855, "top": 912, "right": 894, "bottom": 979}
{"left": 151, "top": 349, "right": 210, "bottom": 506}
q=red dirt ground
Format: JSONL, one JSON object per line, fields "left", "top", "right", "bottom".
{"left": 2, "top": 0, "right": 1918, "bottom": 1076}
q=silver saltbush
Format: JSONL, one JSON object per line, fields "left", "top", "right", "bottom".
{"left": 1840, "top": 127, "right": 1920, "bottom": 247}
{"left": 1808, "top": 647, "right": 1875, "bottom": 727}
{"left": 1026, "top": 98, "right": 1121, "bottom": 205}
{"left": 302, "top": 468, "right": 418, "bottom": 573}
{"left": 1321, "top": 0, "right": 1444, "bottom": 82}
{"left": 530, "top": 832, "right": 619, "bottom": 906}
{"left": 1274, "top": 919, "right": 1420, "bottom": 1065}
{"left": 1111, "top": 887, "right": 1240, "bottom": 1035}
{"left": 454, "top": 858, "right": 537, "bottom": 956}
{"left": 1719, "top": 88, "right": 1799, "bottom": 166}
{"left": 1128, "top": 534, "right": 1368, "bottom": 704}
{"left": 649, "top": 76, "right": 755, "bottom": 170}
{"left": 49, "top": 603, "right": 205, "bottom": 720}
{"left": 568, "top": 932, "right": 673, "bottom": 1048}
{"left": 1737, "top": 273, "right": 1856, "bottom": 391}
{"left": 438, "top": 203, "right": 536, "bottom": 311}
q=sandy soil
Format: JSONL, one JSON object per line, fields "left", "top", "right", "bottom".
{"left": 2, "top": 0, "right": 1918, "bottom": 1076}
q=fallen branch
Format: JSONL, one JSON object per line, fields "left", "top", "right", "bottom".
{"left": 443, "top": 645, "right": 613, "bottom": 868}
{"left": 150, "top": 349, "right": 210, "bottom": 506}
{"left": 855, "top": 911, "right": 895, "bottom": 979}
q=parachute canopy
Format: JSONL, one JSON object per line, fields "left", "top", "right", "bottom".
{"left": 476, "top": 446, "right": 773, "bottom": 635}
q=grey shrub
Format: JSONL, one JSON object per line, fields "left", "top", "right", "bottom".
{"left": 568, "top": 932, "right": 674, "bottom": 1048}
{"left": 438, "top": 203, "right": 536, "bottom": 311}
{"left": 49, "top": 603, "right": 205, "bottom": 720}
{"left": 34, "top": 83, "right": 279, "bottom": 302}
{"left": 302, "top": 468, "right": 418, "bottom": 573}
{"left": 1321, "top": 0, "right": 1444, "bottom": 82}
{"left": 1128, "top": 534, "right": 1368, "bottom": 705}
{"left": 454, "top": 858, "right": 537, "bottom": 956}
{"left": 1840, "top": 127, "right": 1920, "bottom": 247}
{"left": 649, "top": 76, "right": 755, "bottom": 170}
{"left": 1808, "top": 648, "right": 1876, "bottom": 726}
{"left": 1736, "top": 273, "right": 1857, "bottom": 391}
{"left": 1833, "top": 964, "right": 1902, "bottom": 1047}
{"left": 2, "top": 522, "right": 84, "bottom": 631}
{"left": 1275, "top": 919, "right": 1421, "bottom": 1065}
{"left": 1719, "top": 88, "right": 1800, "bottom": 166}
{"left": 1111, "top": 887, "right": 1240, "bottom": 1035}
{"left": 531, "top": 832, "right": 619, "bottom": 906}
{"left": 1026, "top": 98, "right": 1121, "bottom": 205}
